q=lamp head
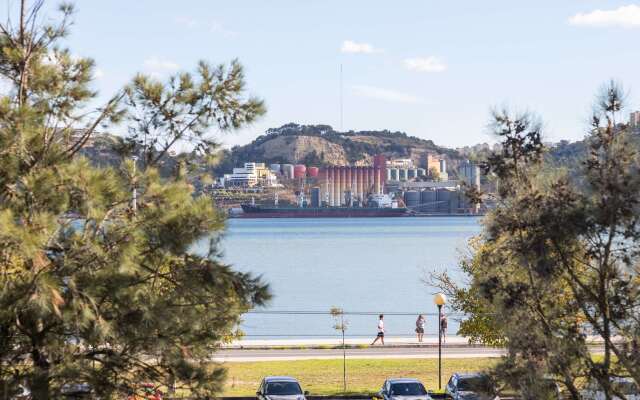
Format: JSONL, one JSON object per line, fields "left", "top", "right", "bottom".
{"left": 433, "top": 293, "right": 447, "bottom": 306}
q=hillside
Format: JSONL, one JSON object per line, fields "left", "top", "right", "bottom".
{"left": 215, "top": 123, "right": 463, "bottom": 173}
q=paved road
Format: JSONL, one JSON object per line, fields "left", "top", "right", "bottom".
{"left": 213, "top": 345, "right": 507, "bottom": 362}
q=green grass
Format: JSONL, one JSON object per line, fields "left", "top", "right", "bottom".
{"left": 222, "top": 358, "right": 499, "bottom": 396}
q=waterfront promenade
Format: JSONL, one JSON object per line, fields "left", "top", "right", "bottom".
{"left": 217, "top": 335, "right": 607, "bottom": 362}
{"left": 226, "top": 335, "right": 469, "bottom": 348}
{"left": 217, "top": 336, "right": 498, "bottom": 362}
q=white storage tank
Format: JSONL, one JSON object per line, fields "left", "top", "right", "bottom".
{"left": 282, "top": 164, "right": 294, "bottom": 179}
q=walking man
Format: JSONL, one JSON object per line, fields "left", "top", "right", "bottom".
{"left": 440, "top": 313, "right": 448, "bottom": 343}
{"left": 415, "top": 314, "right": 425, "bottom": 343}
{"left": 371, "top": 314, "right": 385, "bottom": 345}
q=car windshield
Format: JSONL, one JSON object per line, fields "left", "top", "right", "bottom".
{"left": 458, "top": 376, "right": 493, "bottom": 393}
{"left": 265, "top": 382, "right": 303, "bottom": 395}
{"left": 390, "top": 382, "right": 427, "bottom": 396}
{"left": 587, "top": 379, "right": 639, "bottom": 395}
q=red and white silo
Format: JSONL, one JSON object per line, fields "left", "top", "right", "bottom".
{"left": 293, "top": 164, "right": 306, "bottom": 179}
{"left": 307, "top": 166, "right": 319, "bottom": 177}
{"left": 335, "top": 167, "right": 340, "bottom": 206}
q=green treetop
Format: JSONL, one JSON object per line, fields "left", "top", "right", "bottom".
{"left": 0, "top": 1, "right": 269, "bottom": 399}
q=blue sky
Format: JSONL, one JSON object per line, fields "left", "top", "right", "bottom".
{"left": 25, "top": 1, "right": 640, "bottom": 147}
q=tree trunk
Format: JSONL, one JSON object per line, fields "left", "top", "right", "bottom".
{"left": 30, "top": 370, "right": 50, "bottom": 400}
{"left": 30, "top": 348, "right": 50, "bottom": 400}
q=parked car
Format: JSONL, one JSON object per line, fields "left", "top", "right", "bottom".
{"left": 256, "top": 376, "right": 308, "bottom": 400}
{"left": 581, "top": 377, "right": 640, "bottom": 400}
{"left": 376, "top": 378, "right": 432, "bottom": 400}
{"left": 445, "top": 373, "right": 499, "bottom": 400}
{"left": 60, "top": 383, "right": 100, "bottom": 399}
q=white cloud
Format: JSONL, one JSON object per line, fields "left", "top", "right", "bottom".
{"left": 94, "top": 68, "right": 104, "bottom": 79}
{"left": 175, "top": 16, "right": 199, "bottom": 29}
{"left": 352, "top": 85, "right": 423, "bottom": 104}
{"left": 341, "top": 40, "right": 382, "bottom": 54}
{"left": 210, "top": 21, "right": 237, "bottom": 37}
{"left": 175, "top": 17, "right": 238, "bottom": 37}
{"left": 568, "top": 5, "right": 640, "bottom": 28}
{"left": 143, "top": 57, "right": 180, "bottom": 74}
{"left": 404, "top": 57, "right": 447, "bottom": 73}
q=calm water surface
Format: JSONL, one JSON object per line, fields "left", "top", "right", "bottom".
{"left": 193, "top": 217, "right": 482, "bottom": 339}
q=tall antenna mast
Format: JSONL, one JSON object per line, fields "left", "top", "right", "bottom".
{"left": 339, "top": 64, "right": 343, "bottom": 131}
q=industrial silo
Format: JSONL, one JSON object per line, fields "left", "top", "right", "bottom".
{"left": 307, "top": 166, "right": 319, "bottom": 177}
{"left": 282, "top": 164, "right": 294, "bottom": 179}
{"left": 404, "top": 191, "right": 420, "bottom": 210}
{"left": 449, "top": 190, "right": 461, "bottom": 214}
{"left": 357, "top": 167, "right": 364, "bottom": 200}
{"left": 294, "top": 164, "right": 306, "bottom": 178}
{"left": 436, "top": 189, "right": 452, "bottom": 213}
{"left": 374, "top": 167, "right": 382, "bottom": 194}
{"left": 420, "top": 190, "right": 437, "bottom": 213}
{"left": 310, "top": 187, "right": 321, "bottom": 208}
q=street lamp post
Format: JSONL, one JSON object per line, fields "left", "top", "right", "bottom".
{"left": 433, "top": 293, "right": 447, "bottom": 390}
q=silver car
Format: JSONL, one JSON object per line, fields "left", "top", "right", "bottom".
{"left": 377, "top": 378, "right": 432, "bottom": 400}
{"left": 581, "top": 377, "right": 640, "bottom": 400}
{"left": 256, "top": 376, "right": 308, "bottom": 400}
{"left": 445, "top": 373, "right": 499, "bottom": 400}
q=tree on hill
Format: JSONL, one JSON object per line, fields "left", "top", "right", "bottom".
{"left": 0, "top": 1, "right": 269, "bottom": 399}
{"left": 216, "top": 123, "right": 460, "bottom": 170}
{"left": 431, "top": 83, "right": 640, "bottom": 399}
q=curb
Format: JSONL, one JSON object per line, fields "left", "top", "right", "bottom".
{"left": 221, "top": 343, "right": 487, "bottom": 351}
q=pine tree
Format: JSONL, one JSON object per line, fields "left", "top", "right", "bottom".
{"left": 0, "top": 1, "right": 269, "bottom": 398}
{"left": 432, "top": 83, "right": 640, "bottom": 399}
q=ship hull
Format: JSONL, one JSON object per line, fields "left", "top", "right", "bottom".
{"left": 239, "top": 205, "right": 407, "bottom": 218}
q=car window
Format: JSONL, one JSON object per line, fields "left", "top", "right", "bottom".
{"left": 457, "top": 376, "right": 493, "bottom": 394}
{"left": 265, "top": 382, "right": 303, "bottom": 395}
{"left": 390, "top": 382, "right": 427, "bottom": 396}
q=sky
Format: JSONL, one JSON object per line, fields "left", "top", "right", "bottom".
{"left": 9, "top": 0, "right": 640, "bottom": 148}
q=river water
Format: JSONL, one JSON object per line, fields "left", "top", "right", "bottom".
{"left": 193, "top": 217, "right": 482, "bottom": 340}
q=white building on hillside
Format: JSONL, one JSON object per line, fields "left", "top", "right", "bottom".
{"left": 223, "top": 163, "right": 278, "bottom": 187}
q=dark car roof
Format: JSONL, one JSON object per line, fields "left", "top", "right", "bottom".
{"left": 455, "top": 373, "right": 489, "bottom": 379}
{"left": 387, "top": 378, "right": 424, "bottom": 384}
{"left": 264, "top": 376, "right": 300, "bottom": 382}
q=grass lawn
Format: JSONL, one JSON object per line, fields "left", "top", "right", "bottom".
{"left": 222, "top": 358, "right": 499, "bottom": 396}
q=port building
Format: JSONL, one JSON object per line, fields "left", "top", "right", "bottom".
{"left": 223, "top": 163, "right": 279, "bottom": 187}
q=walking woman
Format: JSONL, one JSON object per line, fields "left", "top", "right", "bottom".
{"left": 440, "top": 313, "right": 448, "bottom": 343}
{"left": 415, "top": 314, "right": 425, "bottom": 342}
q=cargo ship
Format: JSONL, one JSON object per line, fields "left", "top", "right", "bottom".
{"left": 238, "top": 193, "right": 407, "bottom": 218}
{"left": 239, "top": 204, "right": 407, "bottom": 218}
